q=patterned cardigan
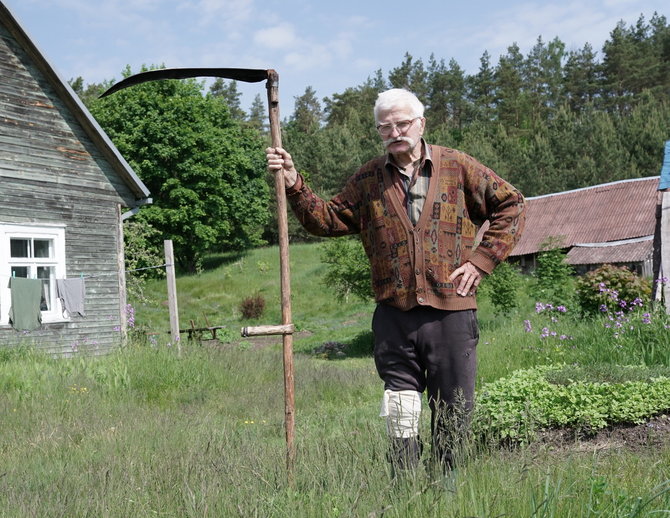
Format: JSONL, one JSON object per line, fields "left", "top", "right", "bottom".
{"left": 286, "top": 144, "right": 526, "bottom": 311}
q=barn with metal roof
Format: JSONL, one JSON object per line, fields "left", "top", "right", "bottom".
{"left": 509, "top": 177, "right": 659, "bottom": 276}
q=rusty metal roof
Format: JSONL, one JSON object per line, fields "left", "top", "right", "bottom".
{"left": 510, "top": 177, "right": 659, "bottom": 257}
{"left": 565, "top": 237, "right": 653, "bottom": 265}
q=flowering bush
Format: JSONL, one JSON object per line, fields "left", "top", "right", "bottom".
{"left": 575, "top": 264, "right": 651, "bottom": 314}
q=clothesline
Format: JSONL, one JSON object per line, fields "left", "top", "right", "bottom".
{"left": 0, "top": 263, "right": 172, "bottom": 280}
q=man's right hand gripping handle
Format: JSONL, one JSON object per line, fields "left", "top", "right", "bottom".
{"left": 266, "top": 147, "right": 298, "bottom": 189}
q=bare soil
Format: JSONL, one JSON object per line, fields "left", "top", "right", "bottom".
{"left": 531, "top": 413, "right": 670, "bottom": 454}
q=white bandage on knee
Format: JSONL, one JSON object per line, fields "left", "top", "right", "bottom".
{"left": 379, "top": 389, "right": 422, "bottom": 438}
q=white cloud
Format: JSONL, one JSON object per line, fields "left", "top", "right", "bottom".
{"left": 253, "top": 23, "right": 300, "bottom": 50}
{"left": 178, "top": 0, "right": 254, "bottom": 28}
{"left": 440, "top": 0, "right": 667, "bottom": 72}
{"left": 284, "top": 45, "right": 332, "bottom": 71}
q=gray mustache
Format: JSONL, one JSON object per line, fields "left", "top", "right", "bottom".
{"left": 383, "top": 136, "right": 415, "bottom": 148}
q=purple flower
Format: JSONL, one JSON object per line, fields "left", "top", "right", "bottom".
{"left": 599, "top": 304, "right": 608, "bottom": 312}
{"left": 524, "top": 320, "right": 532, "bottom": 333}
{"left": 556, "top": 305, "right": 567, "bottom": 313}
{"left": 642, "top": 313, "right": 652, "bottom": 324}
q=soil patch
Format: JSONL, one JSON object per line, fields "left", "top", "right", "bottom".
{"left": 531, "top": 413, "right": 670, "bottom": 454}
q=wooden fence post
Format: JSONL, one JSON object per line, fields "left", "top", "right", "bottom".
{"left": 164, "top": 240, "right": 181, "bottom": 356}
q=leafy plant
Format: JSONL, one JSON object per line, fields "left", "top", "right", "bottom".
{"left": 475, "top": 365, "right": 670, "bottom": 441}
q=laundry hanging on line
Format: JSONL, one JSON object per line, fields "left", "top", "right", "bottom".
{"left": 8, "top": 277, "right": 42, "bottom": 331}
{"left": 56, "top": 277, "right": 86, "bottom": 317}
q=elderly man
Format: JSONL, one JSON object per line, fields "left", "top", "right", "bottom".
{"left": 267, "top": 88, "right": 525, "bottom": 475}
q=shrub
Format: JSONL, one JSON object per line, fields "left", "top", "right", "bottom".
{"left": 239, "top": 294, "right": 266, "bottom": 320}
{"left": 123, "top": 219, "right": 165, "bottom": 302}
{"left": 575, "top": 264, "right": 651, "bottom": 315}
{"left": 482, "top": 261, "right": 522, "bottom": 315}
{"left": 320, "top": 236, "right": 373, "bottom": 301}
{"left": 533, "top": 242, "right": 574, "bottom": 306}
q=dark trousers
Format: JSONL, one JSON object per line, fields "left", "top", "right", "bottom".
{"left": 372, "top": 303, "right": 479, "bottom": 466}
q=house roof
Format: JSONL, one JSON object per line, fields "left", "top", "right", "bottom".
{"left": 566, "top": 236, "right": 653, "bottom": 265}
{"left": 510, "top": 176, "right": 659, "bottom": 257}
{"left": 0, "top": 1, "right": 151, "bottom": 204}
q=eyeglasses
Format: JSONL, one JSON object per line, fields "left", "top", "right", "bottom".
{"left": 376, "top": 117, "right": 421, "bottom": 137}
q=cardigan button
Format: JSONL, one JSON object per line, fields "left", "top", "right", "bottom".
{"left": 417, "top": 297, "right": 425, "bottom": 304}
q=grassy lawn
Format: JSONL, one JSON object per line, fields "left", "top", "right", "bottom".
{"left": 1, "top": 242, "right": 669, "bottom": 517}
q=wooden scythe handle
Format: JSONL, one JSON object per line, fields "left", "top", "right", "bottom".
{"left": 266, "top": 70, "right": 296, "bottom": 474}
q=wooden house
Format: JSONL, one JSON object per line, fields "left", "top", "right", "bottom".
{"left": 509, "top": 177, "right": 659, "bottom": 276}
{"left": 0, "top": 2, "right": 151, "bottom": 354}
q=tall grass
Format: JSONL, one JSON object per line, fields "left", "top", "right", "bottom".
{"left": 2, "top": 343, "right": 670, "bottom": 517}
{"left": 1, "top": 242, "right": 669, "bottom": 516}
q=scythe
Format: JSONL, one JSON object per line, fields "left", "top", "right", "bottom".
{"left": 101, "top": 68, "right": 296, "bottom": 474}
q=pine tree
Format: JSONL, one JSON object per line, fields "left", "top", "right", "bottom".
{"left": 467, "top": 51, "right": 496, "bottom": 122}
{"left": 209, "top": 78, "right": 246, "bottom": 120}
{"left": 247, "top": 94, "right": 267, "bottom": 135}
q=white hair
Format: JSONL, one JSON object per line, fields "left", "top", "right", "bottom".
{"left": 373, "top": 88, "right": 425, "bottom": 123}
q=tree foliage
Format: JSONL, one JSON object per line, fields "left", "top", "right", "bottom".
{"left": 88, "top": 66, "right": 270, "bottom": 272}
{"left": 70, "top": 13, "right": 670, "bottom": 260}
{"left": 281, "top": 13, "right": 670, "bottom": 205}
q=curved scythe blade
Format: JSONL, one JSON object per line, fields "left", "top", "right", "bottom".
{"left": 100, "top": 67, "right": 269, "bottom": 97}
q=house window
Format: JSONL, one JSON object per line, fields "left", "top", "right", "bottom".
{"left": 0, "top": 224, "right": 67, "bottom": 325}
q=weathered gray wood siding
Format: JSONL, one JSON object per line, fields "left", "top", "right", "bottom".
{"left": 0, "top": 23, "right": 136, "bottom": 354}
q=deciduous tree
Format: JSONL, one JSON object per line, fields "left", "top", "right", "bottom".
{"left": 90, "top": 66, "right": 270, "bottom": 272}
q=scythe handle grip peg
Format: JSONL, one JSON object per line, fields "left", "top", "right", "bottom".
{"left": 241, "top": 323, "right": 294, "bottom": 337}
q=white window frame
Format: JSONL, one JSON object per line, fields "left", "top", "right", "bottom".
{"left": 0, "top": 223, "right": 68, "bottom": 325}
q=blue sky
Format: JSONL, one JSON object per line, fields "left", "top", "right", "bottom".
{"left": 5, "top": 0, "right": 668, "bottom": 115}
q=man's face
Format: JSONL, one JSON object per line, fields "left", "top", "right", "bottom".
{"left": 376, "top": 106, "right": 425, "bottom": 158}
